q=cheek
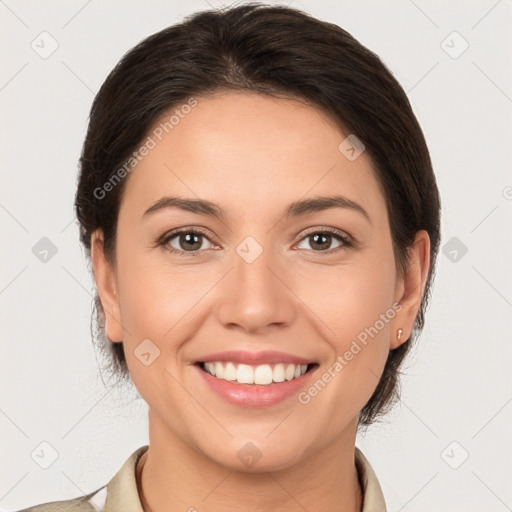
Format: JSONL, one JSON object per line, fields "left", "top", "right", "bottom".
{"left": 332, "top": 270, "right": 396, "bottom": 343}
{"left": 113, "top": 247, "right": 219, "bottom": 376}
{"left": 295, "top": 269, "right": 395, "bottom": 422}
{"left": 113, "top": 254, "right": 191, "bottom": 409}
{"left": 298, "top": 250, "right": 396, "bottom": 342}
{"left": 298, "top": 249, "right": 396, "bottom": 394}
{"left": 117, "top": 265, "right": 173, "bottom": 338}
{"left": 114, "top": 235, "right": 195, "bottom": 336}
{"left": 111, "top": 242, "right": 181, "bottom": 381}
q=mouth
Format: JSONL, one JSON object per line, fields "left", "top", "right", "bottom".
{"left": 192, "top": 351, "right": 320, "bottom": 407}
{"left": 195, "top": 361, "right": 319, "bottom": 386}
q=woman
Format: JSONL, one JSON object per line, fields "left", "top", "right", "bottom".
{"left": 21, "top": 3, "right": 440, "bottom": 511}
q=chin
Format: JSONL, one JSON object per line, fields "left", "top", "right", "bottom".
{"left": 200, "top": 435, "right": 309, "bottom": 473}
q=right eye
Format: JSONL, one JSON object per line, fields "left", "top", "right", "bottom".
{"left": 160, "top": 228, "right": 217, "bottom": 257}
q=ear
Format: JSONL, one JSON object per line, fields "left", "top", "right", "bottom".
{"left": 90, "top": 230, "right": 124, "bottom": 343}
{"left": 391, "top": 230, "right": 431, "bottom": 350}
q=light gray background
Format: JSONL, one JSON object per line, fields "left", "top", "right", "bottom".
{"left": 1, "top": 0, "right": 511, "bottom": 510}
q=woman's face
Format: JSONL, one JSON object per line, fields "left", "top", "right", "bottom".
{"left": 93, "top": 92, "right": 428, "bottom": 471}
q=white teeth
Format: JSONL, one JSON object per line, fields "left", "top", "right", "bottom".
{"left": 237, "top": 364, "right": 254, "bottom": 384}
{"left": 224, "top": 362, "right": 237, "bottom": 381}
{"left": 285, "top": 364, "right": 295, "bottom": 381}
{"left": 205, "top": 362, "right": 215, "bottom": 376}
{"left": 214, "top": 362, "right": 223, "bottom": 379}
{"left": 254, "top": 364, "right": 273, "bottom": 385}
{"left": 272, "top": 363, "right": 285, "bottom": 383}
{"left": 201, "top": 361, "right": 309, "bottom": 385}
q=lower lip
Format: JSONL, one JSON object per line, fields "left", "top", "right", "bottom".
{"left": 194, "top": 364, "right": 318, "bottom": 408}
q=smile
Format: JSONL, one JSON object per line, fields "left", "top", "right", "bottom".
{"left": 198, "top": 361, "right": 317, "bottom": 385}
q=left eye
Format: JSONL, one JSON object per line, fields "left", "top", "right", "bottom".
{"left": 295, "top": 231, "right": 349, "bottom": 252}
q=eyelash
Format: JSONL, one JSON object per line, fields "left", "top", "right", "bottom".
{"left": 157, "top": 226, "right": 354, "bottom": 257}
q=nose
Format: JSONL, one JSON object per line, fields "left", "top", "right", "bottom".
{"left": 215, "top": 242, "right": 297, "bottom": 334}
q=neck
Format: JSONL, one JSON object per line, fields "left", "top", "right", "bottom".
{"left": 137, "top": 411, "right": 362, "bottom": 512}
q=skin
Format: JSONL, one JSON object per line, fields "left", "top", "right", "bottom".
{"left": 91, "top": 91, "right": 430, "bottom": 512}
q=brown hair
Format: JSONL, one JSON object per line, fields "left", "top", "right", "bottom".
{"left": 75, "top": 2, "right": 441, "bottom": 427}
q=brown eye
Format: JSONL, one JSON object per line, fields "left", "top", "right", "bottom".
{"left": 174, "top": 232, "right": 204, "bottom": 251}
{"left": 296, "top": 229, "right": 351, "bottom": 253}
{"left": 309, "top": 233, "right": 336, "bottom": 251}
{"left": 162, "top": 229, "right": 215, "bottom": 256}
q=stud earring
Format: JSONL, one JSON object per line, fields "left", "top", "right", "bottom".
{"left": 397, "top": 328, "right": 403, "bottom": 341}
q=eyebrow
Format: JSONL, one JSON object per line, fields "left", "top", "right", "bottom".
{"left": 143, "top": 195, "right": 371, "bottom": 224}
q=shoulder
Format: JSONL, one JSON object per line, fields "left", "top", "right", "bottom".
{"left": 15, "top": 486, "right": 106, "bottom": 512}
{"left": 16, "top": 445, "right": 148, "bottom": 512}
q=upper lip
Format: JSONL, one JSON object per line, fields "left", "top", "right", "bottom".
{"left": 196, "top": 350, "right": 313, "bottom": 366}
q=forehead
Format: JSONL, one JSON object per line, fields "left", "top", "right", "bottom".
{"left": 119, "top": 92, "right": 387, "bottom": 225}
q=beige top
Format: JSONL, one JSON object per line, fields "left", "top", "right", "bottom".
{"left": 19, "top": 445, "right": 387, "bottom": 511}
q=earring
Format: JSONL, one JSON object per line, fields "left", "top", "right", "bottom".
{"left": 397, "top": 328, "right": 403, "bottom": 341}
